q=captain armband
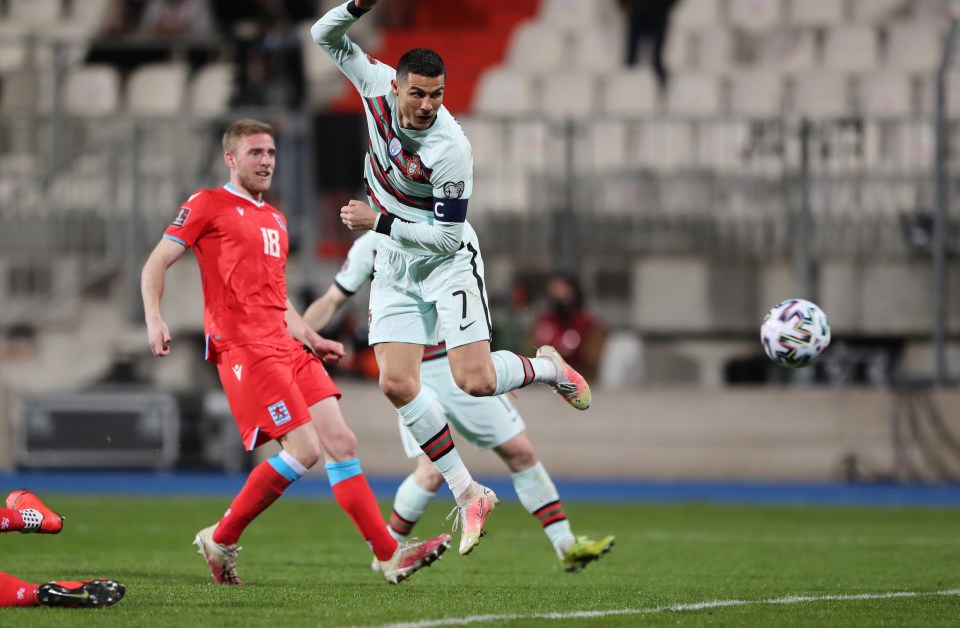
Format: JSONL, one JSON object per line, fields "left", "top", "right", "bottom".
{"left": 432, "top": 197, "right": 468, "bottom": 223}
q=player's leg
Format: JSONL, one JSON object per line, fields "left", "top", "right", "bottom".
{"left": 194, "top": 346, "right": 320, "bottom": 584}
{"left": 4, "top": 491, "right": 64, "bottom": 534}
{"left": 308, "top": 396, "right": 401, "bottom": 561}
{"left": 0, "top": 572, "right": 39, "bottom": 607}
{"left": 495, "top": 434, "right": 614, "bottom": 572}
{"left": 298, "top": 353, "right": 451, "bottom": 584}
{"left": 387, "top": 454, "right": 443, "bottom": 541}
{"left": 431, "top": 238, "right": 590, "bottom": 410}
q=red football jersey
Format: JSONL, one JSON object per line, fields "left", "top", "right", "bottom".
{"left": 163, "top": 185, "right": 290, "bottom": 358}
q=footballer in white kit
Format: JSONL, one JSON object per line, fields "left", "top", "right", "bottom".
{"left": 304, "top": 231, "right": 615, "bottom": 572}
{"left": 312, "top": 0, "right": 592, "bottom": 557}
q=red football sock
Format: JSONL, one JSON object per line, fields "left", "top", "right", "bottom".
{"left": 213, "top": 460, "right": 293, "bottom": 545}
{"left": 0, "top": 507, "right": 26, "bottom": 532}
{"left": 0, "top": 573, "right": 39, "bottom": 607}
{"left": 332, "top": 475, "right": 398, "bottom": 561}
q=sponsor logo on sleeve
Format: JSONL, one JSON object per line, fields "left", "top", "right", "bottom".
{"left": 443, "top": 181, "right": 465, "bottom": 199}
{"left": 172, "top": 206, "right": 191, "bottom": 227}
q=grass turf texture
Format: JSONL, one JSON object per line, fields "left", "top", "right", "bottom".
{"left": 1, "top": 496, "right": 958, "bottom": 626}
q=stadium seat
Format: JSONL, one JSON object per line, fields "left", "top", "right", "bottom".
{"left": 0, "top": 153, "right": 38, "bottom": 204}
{"left": 505, "top": 21, "right": 567, "bottom": 74}
{"left": 790, "top": 72, "right": 851, "bottom": 118}
{"left": 728, "top": 70, "right": 784, "bottom": 116}
{"left": 600, "top": 68, "right": 659, "bottom": 116}
{"left": 538, "top": 71, "right": 597, "bottom": 120}
{"left": 823, "top": 25, "right": 879, "bottom": 72}
{"left": 858, "top": 72, "right": 913, "bottom": 117}
{"left": 457, "top": 116, "right": 502, "bottom": 172}
{"left": 0, "top": 68, "right": 39, "bottom": 114}
{"left": 298, "top": 19, "right": 347, "bottom": 108}
{"left": 664, "top": 28, "right": 692, "bottom": 71}
{"left": 695, "top": 121, "right": 753, "bottom": 173}
{"left": 850, "top": 0, "right": 909, "bottom": 23}
{"left": 63, "top": 64, "right": 120, "bottom": 116}
{"left": 665, "top": 73, "right": 722, "bottom": 116}
{"left": 787, "top": 0, "right": 845, "bottom": 27}
{"left": 472, "top": 170, "right": 531, "bottom": 215}
{"left": 582, "top": 120, "right": 631, "bottom": 173}
{"left": 472, "top": 67, "right": 537, "bottom": 116}
{"left": 695, "top": 26, "right": 737, "bottom": 72}
{"left": 671, "top": 0, "right": 724, "bottom": 33}
{"left": 757, "top": 29, "right": 817, "bottom": 73}
{"left": 885, "top": 23, "right": 944, "bottom": 72}
{"left": 728, "top": 0, "right": 783, "bottom": 33}
{"left": 570, "top": 26, "right": 624, "bottom": 75}
{"left": 65, "top": 0, "right": 113, "bottom": 36}
{"left": 6, "top": 0, "right": 63, "bottom": 28}
{"left": 633, "top": 120, "right": 694, "bottom": 172}
{"left": 188, "top": 63, "right": 235, "bottom": 115}
{"left": 126, "top": 63, "right": 188, "bottom": 115}
{"left": 536, "top": 0, "right": 605, "bottom": 33}
{"left": 0, "top": 25, "right": 27, "bottom": 74}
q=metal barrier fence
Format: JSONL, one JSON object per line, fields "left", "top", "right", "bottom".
{"left": 0, "top": 112, "right": 956, "bottom": 330}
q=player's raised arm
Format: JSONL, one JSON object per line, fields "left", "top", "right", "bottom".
{"left": 141, "top": 237, "right": 186, "bottom": 356}
{"left": 311, "top": 0, "right": 393, "bottom": 95}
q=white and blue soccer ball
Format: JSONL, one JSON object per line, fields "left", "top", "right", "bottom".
{"left": 760, "top": 299, "right": 831, "bottom": 368}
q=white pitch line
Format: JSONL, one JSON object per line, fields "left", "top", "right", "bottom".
{"left": 637, "top": 529, "right": 960, "bottom": 547}
{"left": 371, "top": 589, "right": 960, "bottom": 628}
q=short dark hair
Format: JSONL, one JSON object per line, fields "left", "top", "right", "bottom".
{"left": 396, "top": 48, "right": 446, "bottom": 82}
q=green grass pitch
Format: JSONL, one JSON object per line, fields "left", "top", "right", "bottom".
{"left": 2, "top": 495, "right": 959, "bottom": 626}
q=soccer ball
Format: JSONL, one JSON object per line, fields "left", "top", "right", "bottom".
{"left": 760, "top": 299, "right": 831, "bottom": 368}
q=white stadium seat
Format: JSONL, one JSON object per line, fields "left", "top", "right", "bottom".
{"left": 665, "top": 73, "right": 722, "bottom": 116}
{"left": 787, "top": 0, "right": 845, "bottom": 27}
{"left": 7, "top": 0, "right": 63, "bottom": 27}
{"left": 758, "top": 29, "right": 817, "bottom": 73}
{"left": 728, "top": 70, "right": 784, "bottom": 116}
{"left": 728, "top": 0, "right": 783, "bottom": 33}
{"left": 850, "top": 0, "right": 909, "bottom": 23}
{"left": 537, "top": 0, "right": 604, "bottom": 33}
{"left": 126, "top": 63, "right": 188, "bottom": 115}
{"left": 858, "top": 72, "right": 913, "bottom": 117}
{"left": 886, "top": 23, "right": 944, "bottom": 72}
{"left": 672, "top": 0, "right": 724, "bottom": 33}
{"left": 188, "top": 63, "right": 235, "bottom": 115}
{"left": 695, "top": 27, "right": 737, "bottom": 73}
{"left": 601, "top": 68, "right": 659, "bottom": 116}
{"left": 571, "top": 26, "right": 624, "bottom": 75}
{"left": 63, "top": 64, "right": 120, "bottom": 116}
{"left": 506, "top": 21, "right": 567, "bottom": 74}
{"left": 823, "top": 25, "right": 880, "bottom": 72}
{"left": 0, "top": 24, "right": 28, "bottom": 74}
{"left": 790, "top": 72, "right": 851, "bottom": 118}
{"left": 538, "top": 71, "right": 597, "bottom": 120}
{"left": 472, "top": 67, "right": 537, "bottom": 116}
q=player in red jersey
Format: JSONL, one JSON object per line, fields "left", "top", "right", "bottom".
{"left": 140, "top": 118, "right": 450, "bottom": 585}
{"left": 1, "top": 490, "right": 125, "bottom": 608}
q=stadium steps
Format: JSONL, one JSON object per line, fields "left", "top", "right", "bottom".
{"left": 328, "top": 0, "right": 540, "bottom": 115}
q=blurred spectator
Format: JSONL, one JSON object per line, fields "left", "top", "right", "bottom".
{"left": 138, "top": 0, "right": 217, "bottom": 37}
{"left": 532, "top": 273, "right": 607, "bottom": 383}
{"left": 90, "top": 0, "right": 220, "bottom": 74}
{"left": 619, "top": 0, "right": 678, "bottom": 90}
{"left": 212, "top": 0, "right": 313, "bottom": 108}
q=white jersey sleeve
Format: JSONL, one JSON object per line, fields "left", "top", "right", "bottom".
{"left": 334, "top": 231, "right": 380, "bottom": 295}
{"left": 311, "top": 2, "right": 395, "bottom": 96}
